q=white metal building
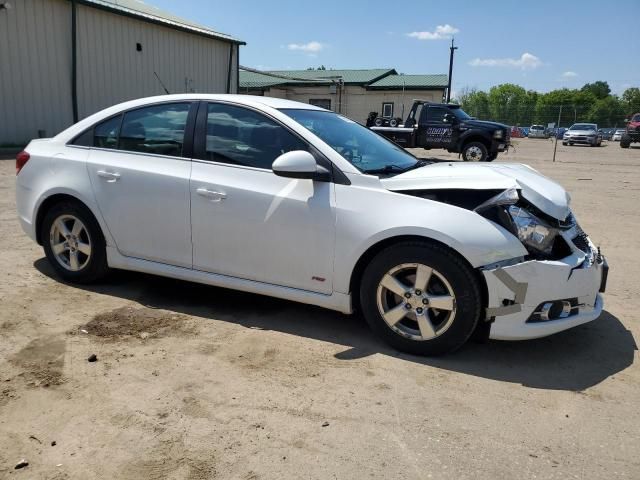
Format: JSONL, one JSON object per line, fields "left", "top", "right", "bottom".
{"left": 0, "top": 0, "right": 244, "bottom": 145}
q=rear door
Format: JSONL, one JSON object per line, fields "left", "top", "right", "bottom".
{"left": 189, "top": 101, "right": 336, "bottom": 294}
{"left": 86, "top": 101, "right": 196, "bottom": 268}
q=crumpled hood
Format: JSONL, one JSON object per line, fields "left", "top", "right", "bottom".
{"left": 381, "top": 162, "right": 571, "bottom": 220}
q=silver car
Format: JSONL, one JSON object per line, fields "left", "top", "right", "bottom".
{"left": 563, "top": 123, "right": 602, "bottom": 146}
{"left": 528, "top": 124, "right": 549, "bottom": 139}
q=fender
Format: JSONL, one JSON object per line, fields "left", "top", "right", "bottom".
{"left": 332, "top": 180, "right": 527, "bottom": 294}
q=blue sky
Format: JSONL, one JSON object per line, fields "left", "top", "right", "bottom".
{"left": 149, "top": 0, "right": 639, "bottom": 95}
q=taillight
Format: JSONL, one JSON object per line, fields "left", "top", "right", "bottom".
{"left": 16, "top": 150, "right": 30, "bottom": 175}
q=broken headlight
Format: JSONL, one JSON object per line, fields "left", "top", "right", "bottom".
{"left": 507, "top": 205, "right": 558, "bottom": 255}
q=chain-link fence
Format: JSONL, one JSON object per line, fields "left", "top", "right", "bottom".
{"left": 461, "top": 105, "right": 629, "bottom": 130}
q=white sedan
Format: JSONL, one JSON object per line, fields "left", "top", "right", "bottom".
{"left": 612, "top": 129, "right": 626, "bottom": 141}
{"left": 15, "top": 95, "right": 608, "bottom": 355}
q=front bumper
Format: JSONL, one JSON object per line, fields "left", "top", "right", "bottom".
{"left": 563, "top": 135, "right": 598, "bottom": 145}
{"left": 482, "top": 233, "right": 606, "bottom": 340}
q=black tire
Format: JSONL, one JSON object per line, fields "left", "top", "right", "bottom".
{"left": 359, "top": 241, "right": 482, "bottom": 356}
{"left": 486, "top": 153, "right": 498, "bottom": 162}
{"left": 41, "top": 201, "right": 109, "bottom": 283}
{"left": 562, "top": 142, "right": 568, "bottom": 146}
{"left": 462, "top": 141, "right": 488, "bottom": 162}
{"left": 374, "top": 117, "right": 383, "bottom": 127}
{"left": 620, "top": 135, "right": 631, "bottom": 148}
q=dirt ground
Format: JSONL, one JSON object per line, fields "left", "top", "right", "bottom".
{"left": 1, "top": 138, "right": 639, "bottom": 479}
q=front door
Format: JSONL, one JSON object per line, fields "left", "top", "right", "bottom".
{"left": 422, "top": 106, "right": 455, "bottom": 149}
{"left": 86, "top": 102, "right": 195, "bottom": 268}
{"left": 190, "top": 102, "right": 336, "bottom": 294}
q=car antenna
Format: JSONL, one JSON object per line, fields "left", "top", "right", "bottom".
{"left": 154, "top": 71, "right": 171, "bottom": 94}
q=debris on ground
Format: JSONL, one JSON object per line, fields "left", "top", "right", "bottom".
{"left": 322, "top": 421, "right": 330, "bottom": 427}
{"left": 15, "top": 459, "right": 29, "bottom": 469}
{"left": 87, "top": 354, "right": 98, "bottom": 362}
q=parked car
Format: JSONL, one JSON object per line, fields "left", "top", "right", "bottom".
{"left": 612, "top": 128, "right": 626, "bottom": 141}
{"left": 620, "top": 113, "right": 640, "bottom": 148}
{"left": 563, "top": 123, "right": 602, "bottom": 146}
{"left": 370, "top": 101, "right": 510, "bottom": 162}
{"left": 528, "top": 125, "right": 549, "bottom": 139}
{"left": 598, "top": 128, "right": 614, "bottom": 141}
{"left": 15, "top": 94, "right": 608, "bottom": 356}
{"left": 555, "top": 127, "right": 568, "bottom": 139}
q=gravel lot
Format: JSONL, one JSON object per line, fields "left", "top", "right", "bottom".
{"left": 1, "top": 139, "right": 639, "bottom": 479}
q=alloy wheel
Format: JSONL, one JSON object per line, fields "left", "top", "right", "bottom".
{"left": 376, "top": 263, "right": 457, "bottom": 341}
{"left": 49, "top": 214, "right": 92, "bottom": 271}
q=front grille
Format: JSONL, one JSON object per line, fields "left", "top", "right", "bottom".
{"left": 572, "top": 232, "right": 590, "bottom": 254}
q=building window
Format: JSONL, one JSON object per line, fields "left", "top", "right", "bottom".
{"left": 382, "top": 102, "right": 394, "bottom": 118}
{"left": 309, "top": 99, "right": 331, "bottom": 110}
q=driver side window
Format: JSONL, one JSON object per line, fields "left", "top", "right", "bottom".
{"left": 205, "top": 103, "right": 308, "bottom": 169}
{"left": 427, "top": 107, "right": 449, "bottom": 124}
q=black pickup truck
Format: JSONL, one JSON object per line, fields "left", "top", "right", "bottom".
{"left": 370, "top": 101, "right": 511, "bottom": 162}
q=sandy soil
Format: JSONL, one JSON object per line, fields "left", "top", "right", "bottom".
{"left": 1, "top": 139, "right": 639, "bottom": 479}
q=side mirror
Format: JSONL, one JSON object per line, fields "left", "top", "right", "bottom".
{"left": 443, "top": 113, "right": 455, "bottom": 124}
{"left": 624, "top": 118, "right": 630, "bottom": 123}
{"left": 272, "top": 150, "right": 330, "bottom": 181}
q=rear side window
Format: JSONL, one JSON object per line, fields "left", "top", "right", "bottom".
{"left": 119, "top": 103, "right": 191, "bottom": 156}
{"left": 94, "top": 115, "right": 122, "bottom": 148}
{"left": 205, "top": 103, "right": 308, "bottom": 169}
{"left": 71, "top": 115, "right": 121, "bottom": 148}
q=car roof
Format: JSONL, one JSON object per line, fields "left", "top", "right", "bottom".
{"left": 54, "top": 94, "right": 326, "bottom": 142}
{"left": 115, "top": 94, "right": 326, "bottom": 111}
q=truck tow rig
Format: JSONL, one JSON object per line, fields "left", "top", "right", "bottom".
{"left": 370, "top": 101, "right": 511, "bottom": 162}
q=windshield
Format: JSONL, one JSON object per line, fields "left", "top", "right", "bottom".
{"left": 570, "top": 124, "right": 596, "bottom": 131}
{"left": 531, "top": 125, "right": 544, "bottom": 130}
{"left": 280, "top": 109, "right": 421, "bottom": 174}
{"left": 451, "top": 107, "right": 471, "bottom": 120}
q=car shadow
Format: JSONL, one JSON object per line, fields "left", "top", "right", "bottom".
{"left": 34, "top": 258, "right": 636, "bottom": 392}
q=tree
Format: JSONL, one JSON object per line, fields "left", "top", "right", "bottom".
{"left": 588, "top": 96, "right": 626, "bottom": 127}
{"left": 581, "top": 81, "right": 611, "bottom": 100}
{"left": 487, "top": 84, "right": 536, "bottom": 126}
{"left": 458, "top": 87, "right": 490, "bottom": 119}
{"left": 534, "top": 89, "right": 576, "bottom": 126}
{"left": 622, "top": 87, "right": 640, "bottom": 116}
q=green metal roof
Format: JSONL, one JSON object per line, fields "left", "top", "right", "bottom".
{"left": 239, "top": 68, "right": 396, "bottom": 89}
{"left": 367, "top": 74, "right": 448, "bottom": 90}
{"left": 80, "top": 0, "right": 245, "bottom": 44}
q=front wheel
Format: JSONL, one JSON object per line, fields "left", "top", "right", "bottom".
{"left": 41, "top": 201, "right": 109, "bottom": 283}
{"left": 620, "top": 135, "right": 631, "bottom": 148}
{"left": 360, "top": 242, "right": 482, "bottom": 356}
{"left": 462, "top": 142, "right": 488, "bottom": 162}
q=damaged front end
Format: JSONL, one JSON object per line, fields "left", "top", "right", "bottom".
{"left": 472, "top": 188, "right": 607, "bottom": 340}
{"left": 400, "top": 185, "right": 608, "bottom": 340}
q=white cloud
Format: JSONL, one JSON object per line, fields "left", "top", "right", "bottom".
{"left": 407, "top": 24, "right": 459, "bottom": 40}
{"left": 561, "top": 71, "right": 578, "bottom": 78}
{"left": 469, "top": 52, "right": 543, "bottom": 70}
{"left": 287, "top": 41, "right": 324, "bottom": 53}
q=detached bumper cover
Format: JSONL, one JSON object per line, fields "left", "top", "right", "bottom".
{"left": 482, "top": 244, "right": 606, "bottom": 340}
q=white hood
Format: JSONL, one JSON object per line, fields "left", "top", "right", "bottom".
{"left": 381, "top": 163, "right": 571, "bottom": 220}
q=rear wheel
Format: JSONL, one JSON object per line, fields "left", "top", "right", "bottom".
{"left": 360, "top": 242, "right": 482, "bottom": 356}
{"left": 41, "top": 201, "right": 109, "bottom": 283}
{"left": 462, "top": 142, "right": 488, "bottom": 162}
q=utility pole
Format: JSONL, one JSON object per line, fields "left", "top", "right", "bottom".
{"left": 446, "top": 38, "right": 457, "bottom": 103}
{"left": 552, "top": 105, "right": 562, "bottom": 163}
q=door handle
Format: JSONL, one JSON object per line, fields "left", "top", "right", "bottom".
{"left": 196, "top": 187, "right": 226, "bottom": 201}
{"left": 97, "top": 170, "right": 121, "bottom": 182}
